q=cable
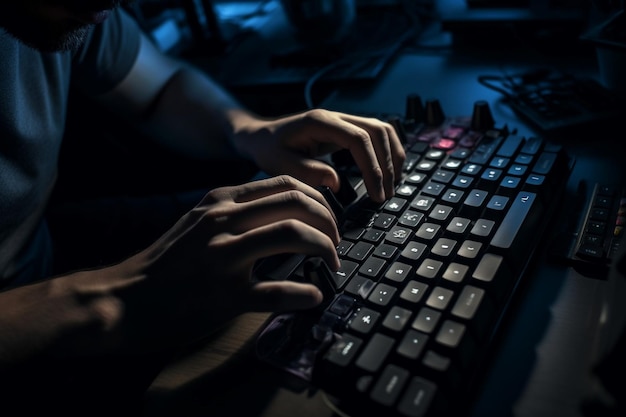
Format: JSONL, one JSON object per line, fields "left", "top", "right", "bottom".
{"left": 477, "top": 68, "right": 563, "bottom": 99}
{"left": 303, "top": 8, "right": 422, "bottom": 109}
{"left": 478, "top": 75, "right": 512, "bottom": 97}
{"left": 303, "top": 38, "right": 413, "bottom": 109}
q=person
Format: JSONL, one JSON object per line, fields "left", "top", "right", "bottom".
{"left": 0, "top": 0, "right": 405, "bottom": 415}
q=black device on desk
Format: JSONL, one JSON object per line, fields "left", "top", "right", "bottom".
{"left": 241, "top": 45, "right": 626, "bottom": 414}
{"left": 235, "top": 1, "right": 626, "bottom": 416}
{"left": 251, "top": 91, "right": 625, "bottom": 416}
{"left": 125, "top": 2, "right": 625, "bottom": 416}
{"left": 477, "top": 69, "right": 626, "bottom": 134}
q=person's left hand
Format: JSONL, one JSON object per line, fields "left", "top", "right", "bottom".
{"left": 230, "top": 109, "right": 406, "bottom": 203}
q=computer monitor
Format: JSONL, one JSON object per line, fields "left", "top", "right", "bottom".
{"left": 466, "top": 0, "right": 585, "bottom": 9}
{"left": 439, "top": 0, "right": 588, "bottom": 46}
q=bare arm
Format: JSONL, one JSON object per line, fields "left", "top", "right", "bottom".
{"left": 96, "top": 32, "right": 251, "bottom": 159}
{"left": 96, "top": 32, "right": 405, "bottom": 202}
{"left": 0, "top": 176, "right": 338, "bottom": 370}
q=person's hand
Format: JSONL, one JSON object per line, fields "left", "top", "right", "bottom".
{"left": 112, "top": 175, "right": 341, "bottom": 350}
{"left": 230, "top": 109, "right": 406, "bottom": 203}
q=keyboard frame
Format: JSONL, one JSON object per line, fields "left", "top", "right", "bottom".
{"left": 253, "top": 113, "right": 576, "bottom": 417}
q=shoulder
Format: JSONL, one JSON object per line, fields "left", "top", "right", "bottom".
{"left": 71, "top": 8, "right": 142, "bottom": 95}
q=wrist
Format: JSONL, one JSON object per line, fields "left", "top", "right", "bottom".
{"left": 46, "top": 261, "right": 148, "bottom": 355}
{"left": 227, "top": 108, "right": 267, "bottom": 160}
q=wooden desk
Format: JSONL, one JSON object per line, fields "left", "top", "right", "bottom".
{"left": 144, "top": 313, "right": 335, "bottom": 417}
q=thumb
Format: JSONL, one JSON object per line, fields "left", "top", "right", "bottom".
{"left": 284, "top": 156, "right": 342, "bottom": 193}
{"left": 248, "top": 281, "right": 323, "bottom": 312}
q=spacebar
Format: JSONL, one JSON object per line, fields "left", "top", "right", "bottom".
{"left": 491, "top": 191, "right": 537, "bottom": 249}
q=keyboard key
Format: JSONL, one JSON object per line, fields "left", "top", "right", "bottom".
{"left": 385, "top": 261, "right": 413, "bottom": 283}
{"left": 374, "top": 243, "right": 398, "bottom": 259}
{"left": 416, "top": 258, "right": 443, "bottom": 279}
{"left": 462, "top": 189, "right": 488, "bottom": 215}
{"left": 401, "top": 241, "right": 427, "bottom": 262}
{"left": 451, "top": 285, "right": 485, "bottom": 320}
{"left": 398, "top": 330, "right": 429, "bottom": 360}
{"left": 344, "top": 275, "right": 375, "bottom": 299}
{"left": 397, "top": 377, "right": 437, "bottom": 417}
{"left": 325, "top": 333, "right": 363, "bottom": 367}
{"left": 422, "top": 350, "right": 450, "bottom": 372}
{"left": 472, "top": 253, "right": 503, "bottom": 283}
{"left": 429, "top": 204, "right": 453, "bottom": 222}
{"left": 350, "top": 307, "right": 381, "bottom": 334}
{"left": 431, "top": 238, "right": 457, "bottom": 258}
{"left": 446, "top": 217, "right": 471, "bottom": 235}
{"left": 370, "top": 364, "right": 410, "bottom": 406}
{"left": 386, "top": 225, "right": 413, "bottom": 246}
{"left": 355, "top": 332, "right": 395, "bottom": 372}
{"left": 457, "top": 240, "right": 482, "bottom": 260}
{"left": 373, "top": 213, "right": 397, "bottom": 229}
{"left": 442, "top": 262, "right": 469, "bottom": 283}
{"left": 385, "top": 197, "right": 407, "bottom": 213}
{"left": 435, "top": 320, "right": 466, "bottom": 348}
{"left": 452, "top": 175, "right": 474, "bottom": 189}
{"left": 470, "top": 219, "right": 495, "bottom": 238}
{"left": 368, "top": 283, "right": 397, "bottom": 306}
{"left": 400, "top": 280, "right": 429, "bottom": 304}
{"left": 347, "top": 241, "right": 374, "bottom": 261}
{"left": 337, "top": 240, "right": 354, "bottom": 256}
{"left": 412, "top": 307, "right": 441, "bottom": 333}
{"left": 453, "top": 285, "right": 495, "bottom": 342}
{"left": 416, "top": 223, "right": 441, "bottom": 241}
{"left": 425, "top": 286, "right": 454, "bottom": 310}
{"left": 399, "top": 210, "right": 424, "bottom": 227}
{"left": 411, "top": 195, "right": 435, "bottom": 211}
{"left": 496, "top": 134, "right": 523, "bottom": 157}
{"left": 472, "top": 253, "right": 510, "bottom": 302}
{"left": 335, "top": 259, "right": 360, "bottom": 288}
{"left": 359, "top": 257, "right": 387, "bottom": 278}
{"left": 490, "top": 191, "right": 537, "bottom": 259}
{"left": 383, "top": 306, "right": 413, "bottom": 331}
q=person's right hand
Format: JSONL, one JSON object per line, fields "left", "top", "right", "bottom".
{"left": 112, "top": 175, "right": 341, "bottom": 351}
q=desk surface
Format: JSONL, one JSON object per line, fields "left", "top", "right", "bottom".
{"left": 144, "top": 20, "right": 626, "bottom": 417}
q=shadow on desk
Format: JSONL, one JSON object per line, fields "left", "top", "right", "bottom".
{"left": 144, "top": 313, "right": 335, "bottom": 417}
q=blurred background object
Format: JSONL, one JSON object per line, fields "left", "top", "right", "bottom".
{"left": 582, "top": 1, "right": 626, "bottom": 93}
{"left": 280, "top": 0, "right": 357, "bottom": 44}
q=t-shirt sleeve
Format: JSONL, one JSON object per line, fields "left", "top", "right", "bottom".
{"left": 71, "top": 8, "right": 141, "bottom": 96}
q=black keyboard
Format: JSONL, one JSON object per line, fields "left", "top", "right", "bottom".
{"left": 478, "top": 70, "right": 626, "bottom": 134}
{"left": 567, "top": 182, "right": 625, "bottom": 271}
{"left": 254, "top": 98, "right": 574, "bottom": 417}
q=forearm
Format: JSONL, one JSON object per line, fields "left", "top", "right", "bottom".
{"left": 0, "top": 262, "right": 142, "bottom": 370}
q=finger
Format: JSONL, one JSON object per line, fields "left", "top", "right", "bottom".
{"left": 366, "top": 122, "right": 395, "bottom": 198}
{"left": 219, "top": 175, "right": 337, "bottom": 222}
{"left": 340, "top": 115, "right": 407, "bottom": 198}
{"left": 269, "top": 152, "right": 342, "bottom": 195}
{"left": 365, "top": 119, "right": 406, "bottom": 181}
{"left": 387, "top": 123, "right": 407, "bottom": 179}
{"left": 328, "top": 127, "right": 385, "bottom": 202}
{"left": 292, "top": 111, "right": 386, "bottom": 202}
{"left": 221, "top": 218, "right": 341, "bottom": 271}
{"left": 246, "top": 280, "right": 324, "bottom": 312}
{"left": 222, "top": 188, "right": 340, "bottom": 244}
{"left": 214, "top": 219, "right": 340, "bottom": 311}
